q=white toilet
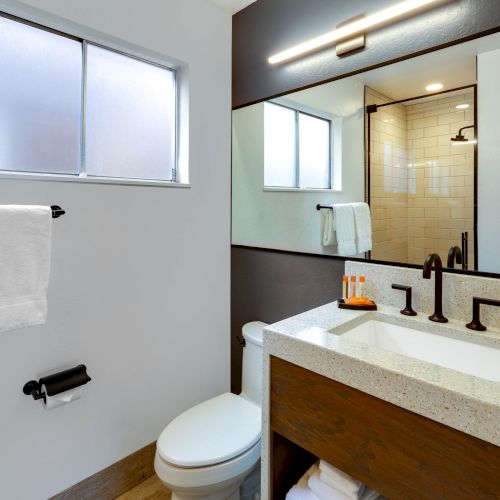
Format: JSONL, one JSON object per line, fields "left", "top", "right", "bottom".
{"left": 155, "top": 321, "right": 267, "bottom": 500}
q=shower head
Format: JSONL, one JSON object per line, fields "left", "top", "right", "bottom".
{"left": 451, "top": 125, "right": 475, "bottom": 143}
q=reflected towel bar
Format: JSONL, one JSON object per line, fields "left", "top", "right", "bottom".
{"left": 316, "top": 204, "right": 333, "bottom": 211}
{"left": 51, "top": 205, "right": 65, "bottom": 218}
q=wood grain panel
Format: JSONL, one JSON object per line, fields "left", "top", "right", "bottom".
{"left": 51, "top": 442, "right": 156, "bottom": 500}
{"left": 270, "top": 356, "right": 500, "bottom": 500}
{"left": 116, "top": 474, "right": 171, "bottom": 500}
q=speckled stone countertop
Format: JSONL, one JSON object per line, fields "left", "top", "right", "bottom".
{"left": 260, "top": 301, "right": 500, "bottom": 498}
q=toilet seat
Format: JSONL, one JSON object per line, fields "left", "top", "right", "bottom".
{"left": 157, "top": 392, "right": 261, "bottom": 468}
{"left": 154, "top": 439, "right": 261, "bottom": 489}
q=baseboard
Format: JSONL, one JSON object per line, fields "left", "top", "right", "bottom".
{"left": 50, "top": 441, "right": 157, "bottom": 500}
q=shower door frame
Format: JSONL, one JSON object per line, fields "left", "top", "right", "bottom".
{"left": 365, "top": 84, "right": 478, "bottom": 271}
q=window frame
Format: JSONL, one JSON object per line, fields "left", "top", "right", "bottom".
{"left": 0, "top": 10, "right": 184, "bottom": 188}
{"left": 263, "top": 99, "right": 335, "bottom": 192}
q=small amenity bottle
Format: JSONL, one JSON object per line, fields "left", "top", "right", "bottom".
{"left": 350, "top": 276, "right": 357, "bottom": 298}
{"left": 359, "top": 276, "right": 366, "bottom": 298}
{"left": 343, "top": 275, "right": 349, "bottom": 301}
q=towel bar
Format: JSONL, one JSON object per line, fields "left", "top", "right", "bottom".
{"left": 51, "top": 205, "right": 65, "bottom": 218}
{"left": 316, "top": 204, "right": 334, "bottom": 211}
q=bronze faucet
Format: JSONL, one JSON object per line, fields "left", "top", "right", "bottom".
{"left": 423, "top": 253, "right": 448, "bottom": 323}
{"left": 466, "top": 297, "right": 500, "bottom": 331}
{"left": 446, "top": 246, "right": 463, "bottom": 269}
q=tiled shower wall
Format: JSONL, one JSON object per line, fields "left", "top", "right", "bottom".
{"left": 368, "top": 88, "right": 475, "bottom": 267}
{"left": 366, "top": 87, "right": 408, "bottom": 263}
{"left": 406, "top": 91, "right": 475, "bottom": 265}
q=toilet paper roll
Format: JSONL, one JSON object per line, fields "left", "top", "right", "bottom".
{"left": 41, "top": 385, "right": 83, "bottom": 410}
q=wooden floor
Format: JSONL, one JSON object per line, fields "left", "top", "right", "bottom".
{"left": 116, "top": 475, "right": 172, "bottom": 500}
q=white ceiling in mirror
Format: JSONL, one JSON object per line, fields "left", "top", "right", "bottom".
{"left": 357, "top": 32, "right": 500, "bottom": 101}
{"left": 209, "top": 0, "right": 257, "bottom": 13}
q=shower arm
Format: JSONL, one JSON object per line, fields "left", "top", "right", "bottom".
{"left": 457, "top": 125, "right": 475, "bottom": 136}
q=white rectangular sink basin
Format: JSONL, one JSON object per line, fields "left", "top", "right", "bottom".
{"left": 341, "top": 320, "right": 500, "bottom": 382}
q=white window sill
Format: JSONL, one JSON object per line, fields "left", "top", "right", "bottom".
{"left": 0, "top": 171, "right": 191, "bottom": 188}
{"left": 263, "top": 187, "right": 342, "bottom": 193}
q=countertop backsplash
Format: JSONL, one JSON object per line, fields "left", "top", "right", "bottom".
{"left": 345, "top": 261, "right": 500, "bottom": 328}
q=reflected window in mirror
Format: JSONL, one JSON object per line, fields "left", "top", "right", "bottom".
{"left": 264, "top": 102, "right": 333, "bottom": 190}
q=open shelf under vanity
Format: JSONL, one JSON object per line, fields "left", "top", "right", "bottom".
{"left": 269, "top": 356, "right": 500, "bottom": 500}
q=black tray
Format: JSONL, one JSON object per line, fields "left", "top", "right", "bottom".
{"left": 338, "top": 299, "right": 377, "bottom": 311}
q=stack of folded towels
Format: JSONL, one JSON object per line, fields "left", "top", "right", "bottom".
{"left": 285, "top": 460, "right": 381, "bottom": 500}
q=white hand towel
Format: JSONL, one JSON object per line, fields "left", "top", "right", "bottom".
{"left": 319, "top": 460, "right": 364, "bottom": 497}
{"left": 320, "top": 207, "right": 337, "bottom": 247}
{"left": 0, "top": 205, "right": 52, "bottom": 333}
{"left": 333, "top": 204, "right": 357, "bottom": 256}
{"left": 309, "top": 473, "right": 357, "bottom": 500}
{"left": 352, "top": 202, "right": 372, "bottom": 254}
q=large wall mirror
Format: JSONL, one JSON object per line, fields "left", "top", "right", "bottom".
{"left": 232, "top": 32, "right": 500, "bottom": 275}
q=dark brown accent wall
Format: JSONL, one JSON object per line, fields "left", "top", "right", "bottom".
{"left": 232, "top": 0, "right": 500, "bottom": 108}
{"left": 231, "top": 246, "right": 344, "bottom": 393}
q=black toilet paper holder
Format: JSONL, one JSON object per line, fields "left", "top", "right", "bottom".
{"left": 23, "top": 364, "right": 91, "bottom": 404}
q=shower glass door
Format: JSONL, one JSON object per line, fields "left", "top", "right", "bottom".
{"left": 367, "top": 86, "right": 476, "bottom": 269}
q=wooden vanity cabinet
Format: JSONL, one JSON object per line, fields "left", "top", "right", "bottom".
{"left": 270, "top": 356, "right": 500, "bottom": 500}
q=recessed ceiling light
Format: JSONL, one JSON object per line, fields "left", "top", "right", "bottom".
{"left": 456, "top": 104, "right": 470, "bottom": 110}
{"left": 425, "top": 83, "right": 444, "bottom": 92}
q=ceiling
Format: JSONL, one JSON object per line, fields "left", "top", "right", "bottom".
{"left": 209, "top": 0, "right": 257, "bottom": 14}
{"left": 356, "top": 32, "right": 500, "bottom": 101}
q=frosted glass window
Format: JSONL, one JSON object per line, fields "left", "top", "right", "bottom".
{"left": 0, "top": 16, "right": 82, "bottom": 174}
{"left": 264, "top": 102, "right": 331, "bottom": 189}
{"left": 264, "top": 103, "right": 296, "bottom": 187}
{"left": 299, "top": 114, "right": 330, "bottom": 189}
{"left": 85, "top": 44, "right": 176, "bottom": 181}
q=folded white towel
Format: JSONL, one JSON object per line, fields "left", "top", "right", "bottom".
{"left": 361, "top": 488, "right": 380, "bottom": 500}
{"left": 298, "top": 463, "right": 320, "bottom": 488}
{"left": 319, "top": 460, "right": 364, "bottom": 497}
{"left": 309, "top": 473, "right": 357, "bottom": 500}
{"left": 320, "top": 207, "right": 337, "bottom": 247}
{"left": 285, "top": 486, "right": 320, "bottom": 500}
{"left": 352, "top": 202, "right": 372, "bottom": 254}
{"left": 0, "top": 205, "right": 52, "bottom": 333}
{"left": 333, "top": 204, "right": 357, "bottom": 256}
{"left": 286, "top": 463, "right": 320, "bottom": 500}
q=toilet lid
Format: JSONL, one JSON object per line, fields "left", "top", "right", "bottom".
{"left": 157, "top": 392, "right": 261, "bottom": 468}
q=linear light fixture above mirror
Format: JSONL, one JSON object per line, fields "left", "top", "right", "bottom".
{"left": 268, "top": 0, "right": 444, "bottom": 64}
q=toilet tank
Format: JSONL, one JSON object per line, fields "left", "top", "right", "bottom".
{"left": 240, "top": 321, "right": 267, "bottom": 407}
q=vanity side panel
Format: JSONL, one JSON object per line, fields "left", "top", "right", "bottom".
{"left": 270, "top": 356, "right": 500, "bottom": 500}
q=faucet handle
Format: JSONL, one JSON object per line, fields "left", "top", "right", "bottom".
{"left": 392, "top": 284, "right": 417, "bottom": 316}
{"left": 466, "top": 297, "right": 500, "bottom": 332}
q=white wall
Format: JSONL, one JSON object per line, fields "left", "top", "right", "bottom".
{"left": 232, "top": 78, "right": 365, "bottom": 255}
{"left": 478, "top": 48, "right": 500, "bottom": 274}
{"left": 0, "top": 1, "right": 231, "bottom": 498}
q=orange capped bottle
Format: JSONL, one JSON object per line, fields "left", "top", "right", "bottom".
{"left": 359, "top": 276, "right": 366, "bottom": 298}
{"left": 350, "top": 276, "right": 357, "bottom": 298}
